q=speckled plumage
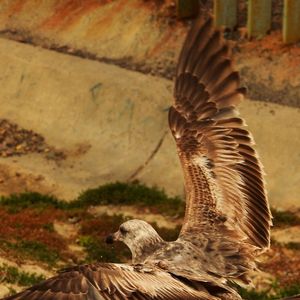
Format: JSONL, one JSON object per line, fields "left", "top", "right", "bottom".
{"left": 3, "top": 14, "right": 272, "bottom": 300}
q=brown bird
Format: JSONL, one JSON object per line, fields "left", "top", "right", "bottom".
{"left": 2, "top": 14, "right": 272, "bottom": 300}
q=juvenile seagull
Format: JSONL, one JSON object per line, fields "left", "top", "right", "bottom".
{"left": 3, "top": 15, "right": 272, "bottom": 300}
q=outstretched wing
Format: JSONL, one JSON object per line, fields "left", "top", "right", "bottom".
{"left": 3, "top": 263, "right": 210, "bottom": 300}
{"left": 169, "top": 16, "right": 271, "bottom": 249}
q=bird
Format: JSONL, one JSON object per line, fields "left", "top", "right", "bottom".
{"left": 2, "top": 14, "right": 272, "bottom": 300}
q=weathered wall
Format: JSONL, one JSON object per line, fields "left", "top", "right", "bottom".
{"left": 0, "top": 0, "right": 181, "bottom": 62}
{"left": 0, "top": 0, "right": 300, "bottom": 107}
{"left": 0, "top": 38, "right": 299, "bottom": 210}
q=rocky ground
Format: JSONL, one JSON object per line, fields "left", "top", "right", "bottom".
{"left": 0, "top": 119, "right": 65, "bottom": 160}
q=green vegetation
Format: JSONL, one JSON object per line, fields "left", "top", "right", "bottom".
{"left": 78, "top": 235, "right": 130, "bottom": 263}
{"left": 4, "top": 183, "right": 299, "bottom": 226}
{"left": 73, "top": 181, "right": 184, "bottom": 217}
{"left": 237, "top": 287, "right": 270, "bottom": 300}
{"left": 285, "top": 242, "right": 300, "bottom": 250}
{"left": 0, "top": 192, "right": 67, "bottom": 213}
{"left": 0, "top": 181, "right": 184, "bottom": 217}
{"left": 237, "top": 282, "right": 300, "bottom": 300}
{"left": 271, "top": 208, "right": 300, "bottom": 228}
{"left": 0, "top": 264, "right": 45, "bottom": 286}
{"left": 14, "top": 241, "right": 60, "bottom": 265}
{"left": 0, "top": 240, "right": 60, "bottom": 266}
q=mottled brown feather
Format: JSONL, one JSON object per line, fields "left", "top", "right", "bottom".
{"left": 3, "top": 263, "right": 213, "bottom": 300}
{"left": 169, "top": 15, "right": 272, "bottom": 250}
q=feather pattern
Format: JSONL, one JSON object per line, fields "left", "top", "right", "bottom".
{"left": 2, "top": 263, "right": 213, "bottom": 300}
{"left": 170, "top": 15, "right": 272, "bottom": 249}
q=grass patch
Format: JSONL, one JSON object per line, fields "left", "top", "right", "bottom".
{"left": 0, "top": 192, "right": 67, "bottom": 213}
{"left": 73, "top": 181, "right": 184, "bottom": 217}
{"left": 237, "top": 288, "right": 270, "bottom": 300}
{"left": 14, "top": 241, "right": 60, "bottom": 265}
{"left": 78, "top": 235, "right": 130, "bottom": 263}
{"left": 0, "top": 182, "right": 184, "bottom": 217}
{"left": 237, "top": 282, "right": 300, "bottom": 300}
{"left": 0, "top": 264, "right": 45, "bottom": 286}
{"left": 0, "top": 207, "right": 67, "bottom": 258}
{"left": 271, "top": 208, "right": 300, "bottom": 228}
{"left": 285, "top": 242, "right": 300, "bottom": 251}
{"left": 2, "top": 184, "right": 300, "bottom": 227}
{"left": 0, "top": 240, "right": 60, "bottom": 266}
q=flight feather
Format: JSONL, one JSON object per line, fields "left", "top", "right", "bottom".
{"left": 169, "top": 15, "right": 272, "bottom": 249}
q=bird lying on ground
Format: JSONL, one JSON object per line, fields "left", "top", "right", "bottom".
{"left": 3, "top": 13, "right": 279, "bottom": 300}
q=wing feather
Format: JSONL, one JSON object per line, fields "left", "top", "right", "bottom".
{"left": 170, "top": 15, "right": 272, "bottom": 250}
{"left": 2, "top": 263, "right": 210, "bottom": 300}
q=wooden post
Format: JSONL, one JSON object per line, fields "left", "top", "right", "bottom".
{"left": 213, "top": 0, "right": 237, "bottom": 30}
{"left": 176, "top": 0, "right": 199, "bottom": 19}
{"left": 283, "top": 0, "right": 300, "bottom": 44}
{"left": 247, "top": 0, "right": 272, "bottom": 38}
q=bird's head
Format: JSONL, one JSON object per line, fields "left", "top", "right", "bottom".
{"left": 106, "top": 219, "right": 165, "bottom": 263}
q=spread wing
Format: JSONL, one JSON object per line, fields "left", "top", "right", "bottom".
{"left": 169, "top": 16, "right": 272, "bottom": 249}
{"left": 3, "top": 263, "right": 210, "bottom": 300}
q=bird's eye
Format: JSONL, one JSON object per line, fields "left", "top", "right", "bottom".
{"left": 120, "top": 226, "right": 128, "bottom": 235}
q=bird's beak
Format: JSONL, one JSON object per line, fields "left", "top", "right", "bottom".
{"left": 105, "top": 231, "right": 121, "bottom": 244}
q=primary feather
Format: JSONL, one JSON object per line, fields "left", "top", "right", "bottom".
{"left": 169, "top": 15, "right": 272, "bottom": 250}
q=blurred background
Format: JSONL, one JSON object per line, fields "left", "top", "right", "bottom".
{"left": 0, "top": 0, "right": 299, "bottom": 299}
